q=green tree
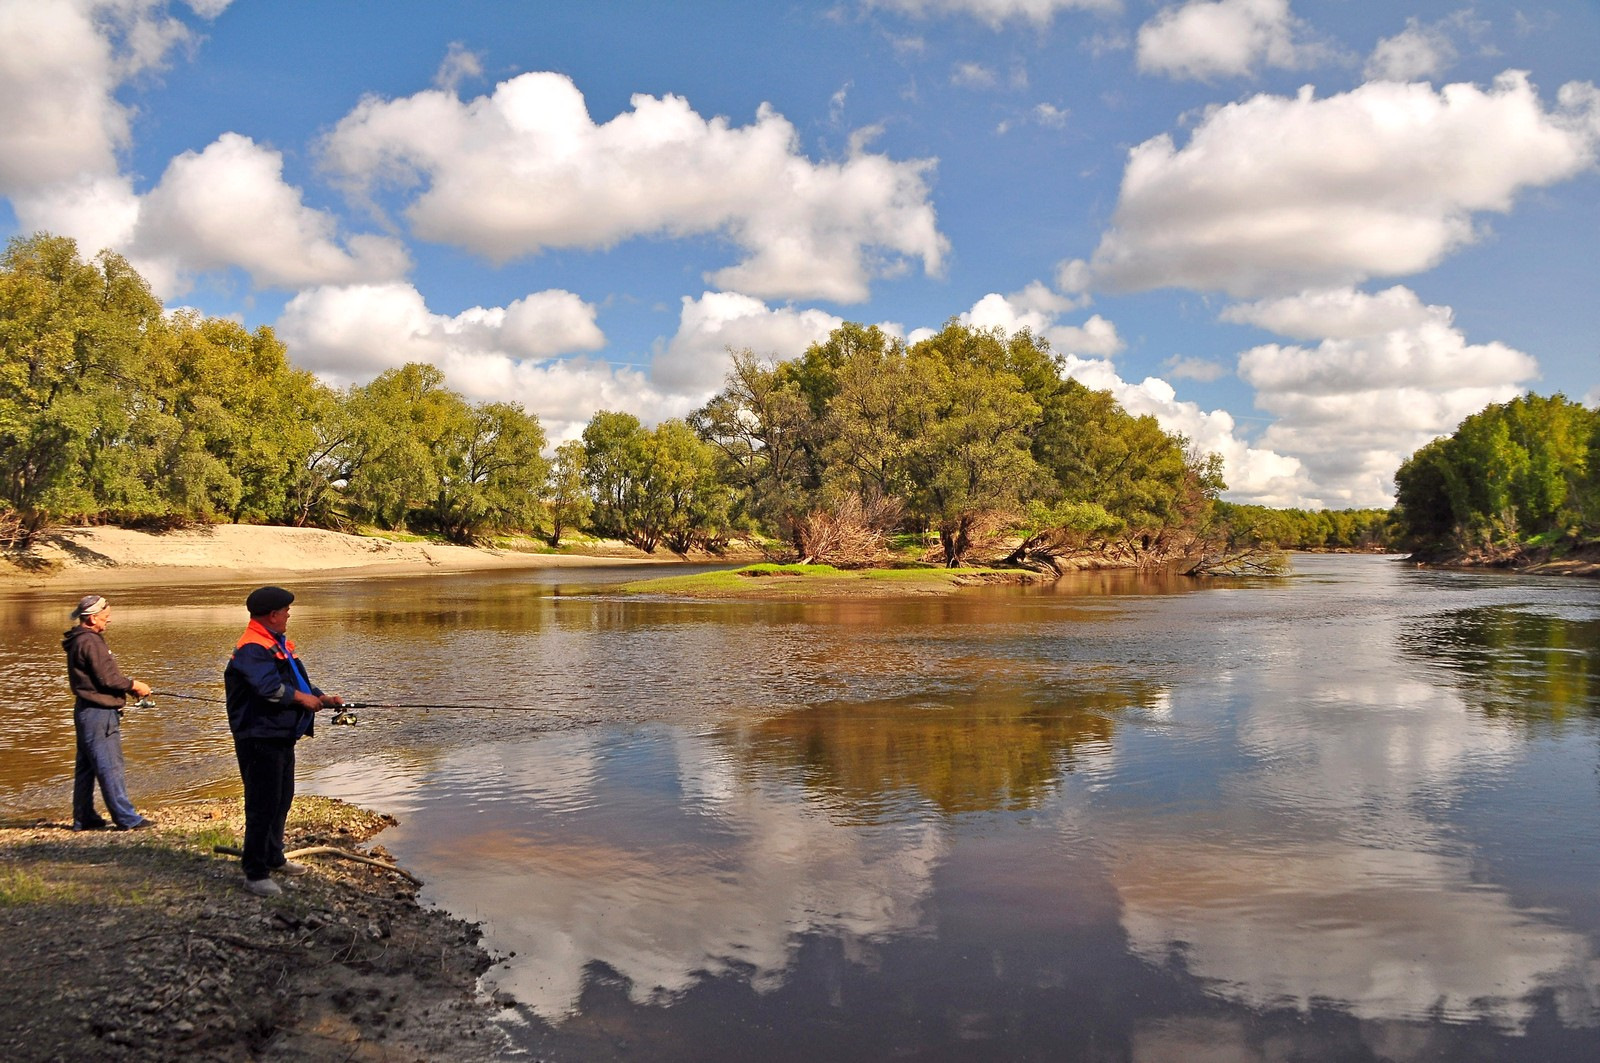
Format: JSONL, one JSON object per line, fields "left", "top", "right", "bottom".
{"left": 341, "top": 363, "right": 472, "bottom": 530}
{"left": 428, "top": 401, "right": 548, "bottom": 543}
{"left": 0, "top": 234, "right": 162, "bottom": 534}
{"left": 544, "top": 439, "right": 590, "bottom": 547}
{"left": 582, "top": 410, "right": 650, "bottom": 543}
{"left": 691, "top": 350, "right": 815, "bottom": 544}
{"left": 900, "top": 325, "right": 1043, "bottom": 565}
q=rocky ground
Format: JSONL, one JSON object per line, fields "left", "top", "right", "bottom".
{"left": 0, "top": 797, "right": 514, "bottom": 1062}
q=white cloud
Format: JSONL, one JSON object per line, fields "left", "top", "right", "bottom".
{"left": 275, "top": 282, "right": 640, "bottom": 441}
{"left": 1221, "top": 283, "right": 1435, "bottom": 340}
{"left": 867, "top": 0, "right": 1120, "bottom": 28}
{"left": 433, "top": 41, "right": 482, "bottom": 92}
{"left": 1163, "top": 354, "right": 1227, "bottom": 382}
{"left": 949, "top": 288, "right": 1315, "bottom": 504}
{"left": 1365, "top": 17, "right": 1458, "bottom": 82}
{"left": 0, "top": 0, "right": 224, "bottom": 252}
{"left": 1136, "top": 0, "right": 1322, "bottom": 81}
{"left": 1092, "top": 72, "right": 1600, "bottom": 297}
{"left": 653, "top": 292, "right": 849, "bottom": 395}
{"left": 0, "top": 1, "right": 403, "bottom": 296}
{"left": 1231, "top": 286, "right": 1538, "bottom": 507}
{"left": 1092, "top": 364, "right": 1314, "bottom": 505}
{"left": 960, "top": 291, "right": 1124, "bottom": 357}
{"left": 0, "top": 0, "right": 128, "bottom": 190}
{"left": 320, "top": 72, "right": 948, "bottom": 303}
{"left": 1033, "top": 102, "right": 1070, "bottom": 127}
{"left": 133, "top": 134, "right": 411, "bottom": 292}
{"left": 952, "top": 62, "right": 997, "bottom": 88}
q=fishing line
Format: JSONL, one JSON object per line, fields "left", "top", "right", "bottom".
{"left": 147, "top": 689, "right": 557, "bottom": 725}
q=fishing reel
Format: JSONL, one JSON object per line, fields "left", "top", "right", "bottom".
{"left": 132, "top": 697, "right": 157, "bottom": 709}
{"left": 331, "top": 708, "right": 359, "bottom": 726}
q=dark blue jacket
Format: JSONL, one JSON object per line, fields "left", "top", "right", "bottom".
{"left": 224, "top": 620, "right": 321, "bottom": 740}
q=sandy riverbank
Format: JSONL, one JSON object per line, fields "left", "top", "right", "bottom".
{"left": 1, "top": 524, "right": 685, "bottom": 589}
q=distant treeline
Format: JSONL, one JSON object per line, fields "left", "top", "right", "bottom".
{"left": 1215, "top": 503, "right": 1396, "bottom": 551}
{"left": 1393, "top": 393, "right": 1599, "bottom": 559}
{"left": 2, "top": 232, "right": 1395, "bottom": 567}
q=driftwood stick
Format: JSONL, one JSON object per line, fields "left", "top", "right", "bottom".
{"left": 213, "top": 844, "right": 423, "bottom": 886}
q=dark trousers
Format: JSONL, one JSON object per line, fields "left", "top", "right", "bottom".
{"left": 74, "top": 707, "right": 140, "bottom": 828}
{"left": 233, "top": 735, "right": 296, "bottom": 881}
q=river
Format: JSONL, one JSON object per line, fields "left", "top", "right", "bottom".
{"left": 4, "top": 554, "right": 1600, "bottom": 1061}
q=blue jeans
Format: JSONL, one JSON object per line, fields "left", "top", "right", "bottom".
{"left": 73, "top": 707, "right": 141, "bottom": 828}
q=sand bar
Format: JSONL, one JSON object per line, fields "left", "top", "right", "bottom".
{"left": 1, "top": 524, "right": 674, "bottom": 589}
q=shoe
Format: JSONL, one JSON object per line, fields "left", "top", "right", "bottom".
{"left": 275, "top": 860, "right": 310, "bottom": 876}
{"left": 70, "top": 819, "right": 109, "bottom": 832}
{"left": 244, "top": 877, "right": 283, "bottom": 897}
{"left": 115, "top": 817, "right": 156, "bottom": 831}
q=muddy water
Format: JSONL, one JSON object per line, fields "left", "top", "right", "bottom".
{"left": 5, "top": 556, "right": 1600, "bottom": 1061}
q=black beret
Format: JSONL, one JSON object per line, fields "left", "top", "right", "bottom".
{"left": 245, "top": 586, "right": 295, "bottom": 615}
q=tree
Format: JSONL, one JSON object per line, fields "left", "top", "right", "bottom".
{"left": 582, "top": 410, "right": 650, "bottom": 543}
{"left": 340, "top": 363, "right": 472, "bottom": 530}
{"left": 691, "top": 349, "right": 815, "bottom": 545}
{"left": 544, "top": 440, "right": 590, "bottom": 547}
{"left": 0, "top": 234, "right": 162, "bottom": 535}
{"left": 428, "top": 401, "right": 548, "bottom": 543}
{"left": 900, "top": 326, "right": 1043, "bottom": 566}
{"left": 581, "top": 412, "right": 729, "bottom": 553}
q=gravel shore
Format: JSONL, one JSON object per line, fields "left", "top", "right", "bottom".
{"left": 0, "top": 796, "right": 512, "bottom": 1061}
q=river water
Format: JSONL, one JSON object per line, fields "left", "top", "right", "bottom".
{"left": 4, "top": 554, "right": 1600, "bottom": 1060}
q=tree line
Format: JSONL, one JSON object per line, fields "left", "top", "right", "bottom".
{"left": 1393, "top": 392, "right": 1598, "bottom": 558}
{"left": 3, "top": 232, "right": 1394, "bottom": 567}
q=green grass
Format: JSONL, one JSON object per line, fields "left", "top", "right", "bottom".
{"left": 0, "top": 868, "right": 81, "bottom": 906}
{"left": 184, "top": 824, "right": 239, "bottom": 854}
{"left": 619, "top": 561, "right": 1009, "bottom": 596}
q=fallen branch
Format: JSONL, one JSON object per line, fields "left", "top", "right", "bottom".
{"left": 213, "top": 844, "right": 423, "bottom": 886}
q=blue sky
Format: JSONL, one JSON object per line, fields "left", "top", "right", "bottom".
{"left": 2, "top": 0, "right": 1596, "bottom": 508}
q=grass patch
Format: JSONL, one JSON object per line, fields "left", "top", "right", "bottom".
{"left": 184, "top": 823, "right": 239, "bottom": 854}
{"left": 619, "top": 562, "right": 1015, "bottom": 597}
{"left": 737, "top": 563, "right": 841, "bottom": 577}
{"left": 0, "top": 867, "right": 82, "bottom": 906}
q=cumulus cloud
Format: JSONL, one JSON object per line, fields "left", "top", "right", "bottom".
{"left": 1136, "top": 0, "right": 1324, "bottom": 81}
{"left": 1229, "top": 286, "right": 1538, "bottom": 506}
{"left": 1092, "top": 72, "right": 1600, "bottom": 297}
{"left": 960, "top": 290, "right": 1123, "bottom": 357}
{"left": 133, "top": 134, "right": 411, "bottom": 291}
{"left": 653, "top": 292, "right": 850, "bottom": 395}
{"left": 866, "top": 0, "right": 1119, "bottom": 28}
{"left": 948, "top": 287, "right": 1315, "bottom": 505}
{"left": 319, "top": 72, "right": 948, "bottom": 303}
{"left": 275, "top": 282, "right": 642, "bottom": 441}
{"left": 0, "top": 0, "right": 227, "bottom": 251}
{"left": 0, "top": 1, "right": 404, "bottom": 297}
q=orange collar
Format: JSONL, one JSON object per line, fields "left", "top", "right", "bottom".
{"left": 235, "top": 618, "right": 296, "bottom": 655}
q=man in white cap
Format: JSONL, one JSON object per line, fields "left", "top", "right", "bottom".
{"left": 62, "top": 594, "right": 155, "bottom": 831}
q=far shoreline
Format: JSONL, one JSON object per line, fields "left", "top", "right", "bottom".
{"left": 0, "top": 523, "right": 722, "bottom": 591}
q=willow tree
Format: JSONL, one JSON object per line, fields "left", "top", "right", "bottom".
{"left": 0, "top": 234, "right": 162, "bottom": 535}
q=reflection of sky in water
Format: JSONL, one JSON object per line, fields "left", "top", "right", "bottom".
{"left": 316, "top": 727, "right": 947, "bottom": 1019}
{"left": 1101, "top": 566, "right": 1600, "bottom": 1031}
{"left": 12, "top": 556, "right": 1600, "bottom": 1057}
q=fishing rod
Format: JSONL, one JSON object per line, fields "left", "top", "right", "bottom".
{"left": 146, "top": 689, "right": 555, "bottom": 726}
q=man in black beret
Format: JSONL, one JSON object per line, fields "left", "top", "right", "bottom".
{"left": 224, "top": 586, "right": 343, "bottom": 897}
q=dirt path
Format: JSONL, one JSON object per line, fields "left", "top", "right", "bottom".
{"left": 0, "top": 797, "right": 511, "bottom": 1061}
